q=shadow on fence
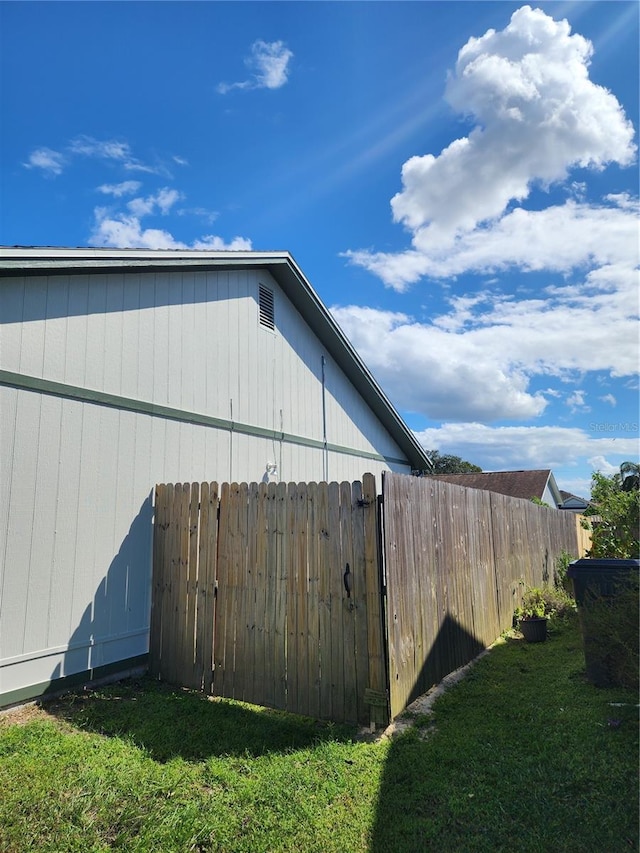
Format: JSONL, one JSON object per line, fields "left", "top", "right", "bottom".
{"left": 402, "top": 612, "right": 486, "bottom": 708}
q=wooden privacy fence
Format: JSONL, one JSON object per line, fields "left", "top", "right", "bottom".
{"left": 149, "top": 475, "right": 388, "bottom": 728}
{"left": 383, "top": 473, "right": 581, "bottom": 718}
{"left": 150, "top": 472, "right": 584, "bottom": 725}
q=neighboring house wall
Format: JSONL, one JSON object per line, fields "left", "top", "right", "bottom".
{"left": 541, "top": 481, "right": 561, "bottom": 509}
{"left": 0, "top": 263, "right": 413, "bottom": 706}
{"left": 560, "top": 492, "right": 591, "bottom": 513}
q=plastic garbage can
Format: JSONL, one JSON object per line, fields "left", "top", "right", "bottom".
{"left": 567, "top": 558, "right": 639, "bottom": 688}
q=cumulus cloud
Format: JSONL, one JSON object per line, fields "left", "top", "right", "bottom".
{"left": 126, "top": 187, "right": 184, "bottom": 218}
{"left": 345, "top": 196, "right": 639, "bottom": 290}
{"left": 415, "top": 421, "right": 638, "bottom": 493}
{"left": 332, "top": 305, "right": 547, "bottom": 421}
{"left": 23, "top": 147, "right": 66, "bottom": 176}
{"left": 586, "top": 455, "right": 620, "bottom": 477}
{"left": 566, "top": 390, "right": 590, "bottom": 413}
{"left": 90, "top": 206, "right": 251, "bottom": 251}
{"left": 346, "top": 5, "right": 637, "bottom": 289}
{"left": 217, "top": 40, "right": 293, "bottom": 94}
{"left": 393, "top": 5, "right": 635, "bottom": 244}
{"left": 332, "top": 259, "right": 638, "bottom": 421}
{"left": 336, "top": 5, "right": 638, "bottom": 435}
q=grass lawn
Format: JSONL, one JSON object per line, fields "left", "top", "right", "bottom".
{"left": 1, "top": 614, "right": 637, "bottom": 852}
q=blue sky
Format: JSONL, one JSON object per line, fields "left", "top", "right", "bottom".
{"left": 1, "top": 1, "right": 638, "bottom": 498}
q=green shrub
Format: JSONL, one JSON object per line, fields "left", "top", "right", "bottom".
{"left": 515, "top": 584, "right": 576, "bottom": 622}
{"left": 554, "top": 549, "right": 575, "bottom": 593}
{"left": 587, "top": 471, "right": 640, "bottom": 559}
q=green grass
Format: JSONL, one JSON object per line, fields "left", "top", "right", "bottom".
{"left": 1, "top": 615, "right": 638, "bottom": 852}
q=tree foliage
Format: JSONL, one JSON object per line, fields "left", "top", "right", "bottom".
{"left": 426, "top": 450, "right": 482, "bottom": 474}
{"left": 618, "top": 461, "right": 640, "bottom": 492}
{"left": 586, "top": 463, "right": 640, "bottom": 559}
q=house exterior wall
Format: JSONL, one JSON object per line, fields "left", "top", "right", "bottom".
{"left": 541, "top": 483, "right": 559, "bottom": 508}
{"left": 0, "top": 267, "right": 411, "bottom": 705}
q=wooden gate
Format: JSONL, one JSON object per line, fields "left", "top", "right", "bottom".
{"left": 149, "top": 475, "right": 388, "bottom": 727}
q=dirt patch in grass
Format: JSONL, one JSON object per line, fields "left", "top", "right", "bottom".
{"left": 0, "top": 703, "right": 48, "bottom": 728}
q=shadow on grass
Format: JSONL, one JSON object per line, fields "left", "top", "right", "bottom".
{"left": 41, "top": 676, "right": 358, "bottom": 762}
{"left": 370, "top": 615, "right": 639, "bottom": 853}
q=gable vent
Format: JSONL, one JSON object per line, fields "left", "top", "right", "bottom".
{"left": 258, "top": 284, "right": 275, "bottom": 330}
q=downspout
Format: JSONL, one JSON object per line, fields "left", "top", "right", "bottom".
{"left": 229, "top": 398, "right": 233, "bottom": 482}
{"left": 321, "top": 355, "right": 328, "bottom": 482}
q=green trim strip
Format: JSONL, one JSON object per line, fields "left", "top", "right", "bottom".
{"left": 0, "top": 655, "right": 148, "bottom": 710}
{"left": 0, "top": 370, "right": 409, "bottom": 467}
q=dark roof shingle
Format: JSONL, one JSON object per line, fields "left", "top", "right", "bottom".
{"left": 430, "top": 470, "right": 552, "bottom": 501}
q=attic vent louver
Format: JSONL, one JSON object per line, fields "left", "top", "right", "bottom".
{"left": 259, "top": 284, "right": 275, "bottom": 330}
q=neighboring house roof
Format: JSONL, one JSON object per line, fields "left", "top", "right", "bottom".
{"left": 0, "top": 246, "right": 432, "bottom": 472}
{"left": 559, "top": 490, "right": 592, "bottom": 511}
{"left": 430, "top": 469, "right": 563, "bottom": 507}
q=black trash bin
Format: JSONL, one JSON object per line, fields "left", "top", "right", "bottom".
{"left": 567, "top": 558, "right": 639, "bottom": 688}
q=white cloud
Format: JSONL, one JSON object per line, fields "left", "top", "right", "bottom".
{"left": 345, "top": 6, "right": 637, "bottom": 290}
{"left": 191, "top": 234, "right": 253, "bottom": 251}
{"left": 415, "top": 421, "right": 638, "bottom": 492}
{"left": 332, "top": 305, "right": 547, "bottom": 421}
{"left": 177, "top": 207, "right": 219, "bottom": 224}
{"left": 217, "top": 39, "right": 293, "bottom": 94}
{"left": 97, "top": 181, "right": 142, "bottom": 197}
{"left": 155, "top": 188, "right": 182, "bottom": 214}
{"left": 127, "top": 187, "right": 184, "bottom": 217}
{"left": 345, "top": 197, "right": 639, "bottom": 290}
{"left": 392, "top": 5, "right": 635, "bottom": 246}
{"left": 23, "top": 147, "right": 66, "bottom": 176}
{"left": 90, "top": 207, "right": 251, "bottom": 252}
{"left": 599, "top": 394, "right": 616, "bottom": 407}
{"left": 566, "top": 390, "right": 590, "bottom": 413}
{"left": 70, "top": 136, "right": 131, "bottom": 160}
{"left": 586, "top": 455, "right": 620, "bottom": 477}
{"left": 332, "top": 251, "right": 638, "bottom": 422}
{"left": 337, "top": 8, "right": 638, "bottom": 428}
{"left": 69, "top": 135, "right": 161, "bottom": 174}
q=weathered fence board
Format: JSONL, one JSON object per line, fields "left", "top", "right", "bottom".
{"left": 150, "top": 478, "right": 387, "bottom": 726}
{"left": 383, "top": 472, "right": 580, "bottom": 719}
{"left": 150, "top": 472, "right": 584, "bottom": 725}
